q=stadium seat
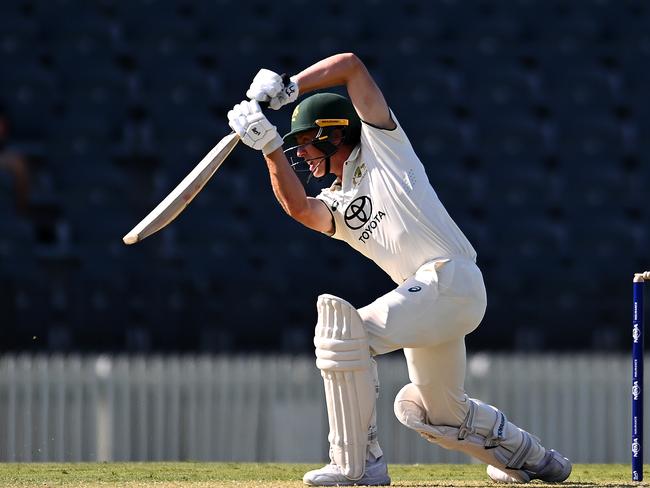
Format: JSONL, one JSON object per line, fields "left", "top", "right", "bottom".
{"left": 0, "top": 215, "right": 37, "bottom": 278}
{"left": 476, "top": 117, "right": 544, "bottom": 168}
{"left": 467, "top": 70, "right": 536, "bottom": 121}
{"left": 546, "top": 70, "right": 619, "bottom": 121}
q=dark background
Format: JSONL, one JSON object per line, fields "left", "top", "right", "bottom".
{"left": 0, "top": 0, "right": 647, "bottom": 354}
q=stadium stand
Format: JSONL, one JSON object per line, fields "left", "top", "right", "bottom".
{"left": 0, "top": 0, "right": 648, "bottom": 352}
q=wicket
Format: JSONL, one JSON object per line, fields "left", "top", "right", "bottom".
{"left": 633, "top": 272, "right": 650, "bottom": 481}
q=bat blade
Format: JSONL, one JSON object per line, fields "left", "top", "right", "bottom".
{"left": 123, "top": 132, "right": 240, "bottom": 245}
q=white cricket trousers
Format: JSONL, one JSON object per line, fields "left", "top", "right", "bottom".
{"left": 359, "top": 256, "right": 487, "bottom": 427}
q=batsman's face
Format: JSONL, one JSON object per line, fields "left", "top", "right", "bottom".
{"left": 295, "top": 130, "right": 328, "bottom": 177}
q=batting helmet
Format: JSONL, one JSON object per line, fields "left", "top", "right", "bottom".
{"left": 283, "top": 93, "right": 361, "bottom": 153}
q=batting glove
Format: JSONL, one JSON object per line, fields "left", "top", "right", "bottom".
{"left": 227, "top": 100, "right": 283, "bottom": 155}
{"left": 246, "top": 69, "right": 299, "bottom": 111}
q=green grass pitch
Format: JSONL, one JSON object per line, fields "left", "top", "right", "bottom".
{"left": 0, "top": 463, "right": 643, "bottom": 487}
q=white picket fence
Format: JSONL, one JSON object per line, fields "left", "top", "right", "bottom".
{"left": 0, "top": 353, "right": 635, "bottom": 463}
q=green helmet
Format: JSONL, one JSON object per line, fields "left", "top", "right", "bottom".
{"left": 283, "top": 93, "right": 361, "bottom": 150}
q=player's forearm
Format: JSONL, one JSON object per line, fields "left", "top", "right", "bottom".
{"left": 293, "top": 53, "right": 363, "bottom": 94}
{"left": 264, "top": 149, "right": 309, "bottom": 217}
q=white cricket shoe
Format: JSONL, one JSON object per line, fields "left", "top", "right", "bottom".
{"left": 487, "top": 449, "right": 572, "bottom": 484}
{"left": 486, "top": 465, "right": 531, "bottom": 484}
{"left": 303, "top": 456, "right": 391, "bottom": 486}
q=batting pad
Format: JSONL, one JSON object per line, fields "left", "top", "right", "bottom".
{"left": 315, "top": 294, "right": 376, "bottom": 480}
{"left": 394, "top": 383, "right": 537, "bottom": 481}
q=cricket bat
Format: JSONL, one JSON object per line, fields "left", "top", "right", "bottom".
{"left": 123, "top": 132, "right": 240, "bottom": 245}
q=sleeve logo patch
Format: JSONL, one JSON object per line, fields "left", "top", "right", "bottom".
{"left": 352, "top": 162, "right": 367, "bottom": 187}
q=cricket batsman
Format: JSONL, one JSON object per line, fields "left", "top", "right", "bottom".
{"left": 227, "top": 53, "right": 572, "bottom": 485}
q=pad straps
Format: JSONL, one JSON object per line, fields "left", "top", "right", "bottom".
{"left": 458, "top": 400, "right": 507, "bottom": 448}
{"left": 456, "top": 399, "right": 534, "bottom": 470}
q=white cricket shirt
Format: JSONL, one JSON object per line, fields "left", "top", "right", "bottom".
{"left": 316, "top": 112, "right": 476, "bottom": 284}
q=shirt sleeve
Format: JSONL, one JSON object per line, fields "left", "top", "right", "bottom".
{"left": 315, "top": 189, "right": 348, "bottom": 241}
{"left": 359, "top": 110, "right": 425, "bottom": 186}
{"left": 360, "top": 110, "right": 410, "bottom": 153}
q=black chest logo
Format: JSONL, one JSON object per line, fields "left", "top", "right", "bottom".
{"left": 344, "top": 196, "right": 373, "bottom": 230}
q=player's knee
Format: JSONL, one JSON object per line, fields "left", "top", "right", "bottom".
{"left": 314, "top": 294, "right": 370, "bottom": 372}
{"left": 394, "top": 383, "right": 423, "bottom": 419}
{"left": 395, "top": 382, "right": 462, "bottom": 448}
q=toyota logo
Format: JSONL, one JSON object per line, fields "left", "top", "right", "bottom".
{"left": 344, "top": 196, "right": 373, "bottom": 230}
